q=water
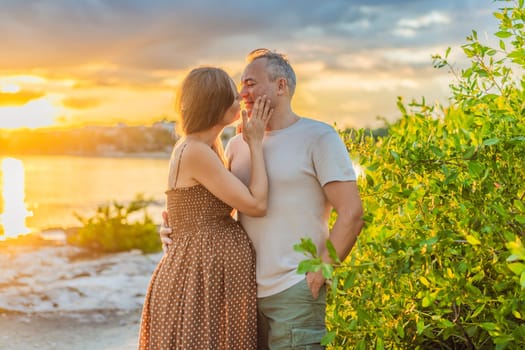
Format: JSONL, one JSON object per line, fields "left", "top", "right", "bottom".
{"left": 0, "top": 154, "right": 364, "bottom": 240}
{"left": 0, "top": 155, "right": 170, "bottom": 239}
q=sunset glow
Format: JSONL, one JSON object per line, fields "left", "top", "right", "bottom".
{"left": 0, "top": 1, "right": 500, "bottom": 130}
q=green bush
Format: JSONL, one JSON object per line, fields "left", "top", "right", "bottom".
{"left": 297, "top": 1, "right": 525, "bottom": 349}
{"left": 68, "top": 194, "right": 161, "bottom": 254}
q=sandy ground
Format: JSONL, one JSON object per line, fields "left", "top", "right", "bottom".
{"left": 0, "top": 310, "right": 141, "bottom": 350}
{"left": 0, "top": 233, "right": 162, "bottom": 350}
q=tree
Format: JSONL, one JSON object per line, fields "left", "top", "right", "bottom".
{"left": 297, "top": 1, "right": 525, "bottom": 348}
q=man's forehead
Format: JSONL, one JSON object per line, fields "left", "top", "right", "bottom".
{"left": 240, "top": 74, "right": 254, "bottom": 83}
{"left": 240, "top": 69, "right": 255, "bottom": 83}
{"left": 240, "top": 61, "right": 262, "bottom": 83}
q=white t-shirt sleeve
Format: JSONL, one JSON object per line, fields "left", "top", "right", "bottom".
{"left": 312, "top": 129, "right": 356, "bottom": 186}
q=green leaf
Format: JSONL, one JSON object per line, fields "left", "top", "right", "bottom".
{"left": 515, "top": 199, "right": 525, "bottom": 212}
{"left": 494, "top": 336, "right": 514, "bottom": 347}
{"left": 326, "top": 239, "right": 341, "bottom": 264}
{"left": 480, "top": 322, "right": 498, "bottom": 331}
{"left": 444, "top": 170, "right": 458, "bottom": 185}
{"left": 430, "top": 145, "right": 444, "bottom": 157}
{"left": 293, "top": 238, "right": 318, "bottom": 257}
{"left": 321, "top": 331, "right": 336, "bottom": 346}
{"left": 466, "top": 235, "right": 481, "bottom": 245}
{"left": 297, "top": 259, "right": 320, "bottom": 274}
{"left": 482, "top": 138, "right": 500, "bottom": 146}
{"left": 397, "top": 97, "right": 407, "bottom": 115}
{"left": 439, "top": 318, "right": 455, "bottom": 328}
{"left": 516, "top": 215, "right": 525, "bottom": 224}
{"left": 464, "top": 146, "right": 477, "bottom": 159}
{"left": 507, "top": 263, "right": 525, "bottom": 275}
{"left": 343, "top": 271, "right": 357, "bottom": 289}
{"left": 419, "top": 276, "right": 430, "bottom": 287}
{"left": 495, "top": 31, "right": 512, "bottom": 38}
{"left": 471, "top": 304, "right": 486, "bottom": 318}
{"left": 468, "top": 161, "right": 484, "bottom": 177}
{"left": 397, "top": 324, "right": 405, "bottom": 338}
{"left": 390, "top": 150, "right": 400, "bottom": 163}
{"left": 422, "top": 295, "right": 432, "bottom": 307}
{"left": 417, "top": 319, "right": 425, "bottom": 335}
{"left": 376, "top": 337, "right": 384, "bottom": 350}
{"left": 445, "top": 47, "right": 451, "bottom": 58}
{"left": 507, "top": 254, "right": 522, "bottom": 263}
{"left": 511, "top": 135, "right": 525, "bottom": 142}
{"left": 330, "top": 273, "right": 338, "bottom": 296}
{"left": 321, "top": 263, "right": 334, "bottom": 279}
{"left": 506, "top": 240, "right": 525, "bottom": 257}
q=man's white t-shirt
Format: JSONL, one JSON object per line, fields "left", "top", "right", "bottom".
{"left": 226, "top": 117, "right": 356, "bottom": 298}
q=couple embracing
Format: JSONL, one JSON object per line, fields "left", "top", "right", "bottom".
{"left": 138, "top": 48, "right": 364, "bottom": 350}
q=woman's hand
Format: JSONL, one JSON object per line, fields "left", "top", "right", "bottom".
{"left": 159, "top": 211, "right": 172, "bottom": 254}
{"left": 242, "top": 96, "right": 273, "bottom": 144}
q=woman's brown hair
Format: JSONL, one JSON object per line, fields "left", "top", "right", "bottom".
{"left": 175, "top": 67, "right": 234, "bottom": 162}
{"left": 176, "top": 67, "right": 234, "bottom": 134}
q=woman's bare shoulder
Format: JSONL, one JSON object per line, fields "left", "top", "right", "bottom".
{"left": 181, "top": 142, "right": 223, "bottom": 173}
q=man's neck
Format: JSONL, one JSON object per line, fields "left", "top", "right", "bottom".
{"left": 267, "top": 109, "right": 300, "bottom": 131}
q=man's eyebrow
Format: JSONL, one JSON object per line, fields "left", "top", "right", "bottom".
{"left": 241, "top": 77, "right": 255, "bottom": 84}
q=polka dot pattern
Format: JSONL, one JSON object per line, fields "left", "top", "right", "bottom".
{"left": 138, "top": 184, "right": 257, "bottom": 349}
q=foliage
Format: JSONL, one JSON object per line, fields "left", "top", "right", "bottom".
{"left": 67, "top": 194, "right": 161, "bottom": 254}
{"left": 296, "top": 1, "right": 525, "bottom": 349}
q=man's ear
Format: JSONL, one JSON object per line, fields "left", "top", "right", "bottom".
{"left": 276, "top": 77, "right": 287, "bottom": 96}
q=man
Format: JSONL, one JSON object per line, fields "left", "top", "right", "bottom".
{"left": 163, "top": 48, "right": 363, "bottom": 350}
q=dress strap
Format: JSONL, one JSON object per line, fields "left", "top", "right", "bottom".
{"left": 173, "top": 143, "right": 188, "bottom": 189}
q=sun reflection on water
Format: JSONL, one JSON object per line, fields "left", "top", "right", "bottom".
{"left": 0, "top": 157, "right": 33, "bottom": 240}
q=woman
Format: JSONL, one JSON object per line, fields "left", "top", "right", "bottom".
{"left": 138, "top": 67, "right": 272, "bottom": 350}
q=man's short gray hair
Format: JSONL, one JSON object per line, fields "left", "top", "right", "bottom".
{"left": 246, "top": 48, "right": 297, "bottom": 97}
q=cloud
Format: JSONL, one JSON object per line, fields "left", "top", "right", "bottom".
{"left": 0, "top": 0, "right": 499, "bottom": 73}
{"left": 398, "top": 11, "right": 451, "bottom": 29}
{"left": 0, "top": 90, "right": 45, "bottom": 107}
{"left": 61, "top": 96, "right": 101, "bottom": 110}
{"left": 394, "top": 11, "right": 451, "bottom": 38}
{"left": 0, "top": 0, "right": 503, "bottom": 129}
{"left": 0, "top": 99, "right": 58, "bottom": 128}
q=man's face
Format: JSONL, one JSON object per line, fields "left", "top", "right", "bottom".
{"left": 221, "top": 80, "right": 242, "bottom": 126}
{"left": 239, "top": 58, "right": 276, "bottom": 115}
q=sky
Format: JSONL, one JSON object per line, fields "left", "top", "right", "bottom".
{"left": 0, "top": 0, "right": 503, "bottom": 130}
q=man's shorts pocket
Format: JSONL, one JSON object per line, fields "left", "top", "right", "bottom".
{"left": 291, "top": 325, "right": 326, "bottom": 349}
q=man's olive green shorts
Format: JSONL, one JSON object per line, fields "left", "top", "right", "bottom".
{"left": 257, "top": 278, "right": 326, "bottom": 350}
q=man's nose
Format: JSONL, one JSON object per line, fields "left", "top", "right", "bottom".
{"left": 240, "top": 85, "right": 248, "bottom": 97}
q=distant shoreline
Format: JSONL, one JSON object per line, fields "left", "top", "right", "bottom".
{"left": 0, "top": 151, "right": 172, "bottom": 159}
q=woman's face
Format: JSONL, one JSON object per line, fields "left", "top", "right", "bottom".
{"left": 221, "top": 80, "right": 242, "bottom": 126}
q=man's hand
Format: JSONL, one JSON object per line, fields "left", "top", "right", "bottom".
{"left": 160, "top": 211, "right": 173, "bottom": 254}
{"left": 306, "top": 270, "right": 326, "bottom": 299}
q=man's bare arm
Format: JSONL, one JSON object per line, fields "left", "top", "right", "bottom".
{"left": 306, "top": 180, "right": 364, "bottom": 298}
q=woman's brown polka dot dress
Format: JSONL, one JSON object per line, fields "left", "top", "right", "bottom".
{"left": 138, "top": 152, "right": 257, "bottom": 349}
